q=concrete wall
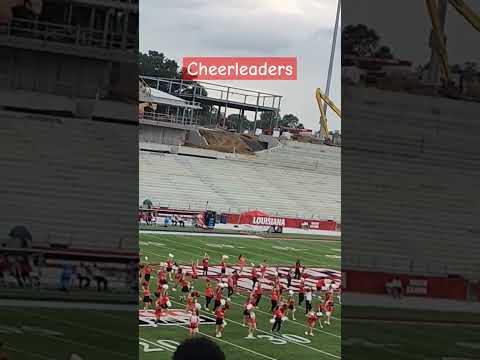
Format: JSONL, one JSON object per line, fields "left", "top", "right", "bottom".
{"left": 139, "top": 123, "right": 187, "bottom": 146}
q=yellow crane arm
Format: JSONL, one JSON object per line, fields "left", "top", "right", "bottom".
{"left": 426, "top": 0, "right": 450, "bottom": 80}
{"left": 448, "top": 0, "right": 480, "bottom": 31}
{"left": 315, "top": 88, "right": 341, "bottom": 136}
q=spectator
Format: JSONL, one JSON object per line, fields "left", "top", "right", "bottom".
{"left": 60, "top": 263, "right": 74, "bottom": 291}
{"left": 93, "top": 264, "right": 108, "bottom": 292}
{"left": 77, "top": 263, "right": 91, "bottom": 289}
{"left": 173, "top": 337, "right": 225, "bottom": 360}
{"left": 178, "top": 217, "right": 185, "bottom": 227}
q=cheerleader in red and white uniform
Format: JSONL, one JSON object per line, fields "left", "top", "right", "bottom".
{"left": 247, "top": 310, "right": 257, "bottom": 339}
{"left": 188, "top": 306, "right": 201, "bottom": 336}
{"left": 286, "top": 291, "right": 297, "bottom": 320}
{"left": 325, "top": 299, "right": 334, "bottom": 325}
{"left": 305, "top": 310, "right": 317, "bottom": 336}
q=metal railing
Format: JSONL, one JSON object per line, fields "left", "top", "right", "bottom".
{"left": 0, "top": 18, "right": 137, "bottom": 51}
{"left": 140, "top": 111, "right": 198, "bottom": 126}
{"left": 140, "top": 76, "right": 283, "bottom": 111}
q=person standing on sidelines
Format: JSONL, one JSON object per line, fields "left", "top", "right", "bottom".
{"left": 305, "top": 287, "right": 313, "bottom": 314}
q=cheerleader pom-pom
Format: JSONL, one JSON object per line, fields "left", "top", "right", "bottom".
{"left": 220, "top": 299, "right": 226, "bottom": 306}
{"left": 162, "top": 284, "right": 169, "bottom": 290}
{"left": 166, "top": 301, "right": 172, "bottom": 308}
{"left": 282, "top": 316, "right": 288, "bottom": 322}
{"left": 169, "top": 253, "right": 174, "bottom": 258}
{"left": 144, "top": 256, "right": 148, "bottom": 261}
{"left": 288, "top": 290, "right": 294, "bottom": 296}
{"left": 250, "top": 312, "right": 256, "bottom": 320}
{"left": 172, "top": 288, "right": 177, "bottom": 292}
{"left": 316, "top": 312, "right": 323, "bottom": 317}
{"left": 223, "top": 321, "right": 227, "bottom": 327}
{"left": 246, "top": 304, "right": 253, "bottom": 310}
{"left": 250, "top": 263, "right": 255, "bottom": 267}
{"left": 269, "top": 318, "right": 275, "bottom": 324}
{"left": 195, "top": 303, "right": 202, "bottom": 310}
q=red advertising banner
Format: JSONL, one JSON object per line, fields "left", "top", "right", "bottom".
{"left": 223, "top": 211, "right": 337, "bottom": 231}
{"left": 343, "top": 270, "right": 467, "bottom": 300}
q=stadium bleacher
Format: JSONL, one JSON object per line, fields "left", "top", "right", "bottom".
{"left": 0, "top": 111, "right": 137, "bottom": 250}
{"left": 139, "top": 140, "right": 341, "bottom": 221}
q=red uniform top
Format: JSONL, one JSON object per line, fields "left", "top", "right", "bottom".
{"left": 307, "top": 312, "right": 317, "bottom": 323}
{"left": 215, "top": 288, "right": 223, "bottom": 301}
{"left": 255, "top": 286, "right": 262, "bottom": 295}
{"left": 202, "top": 258, "right": 209, "bottom": 268}
{"left": 260, "top": 263, "right": 267, "bottom": 273}
{"left": 227, "top": 277, "right": 234, "bottom": 288}
{"left": 239, "top": 257, "right": 246, "bottom": 266}
{"left": 271, "top": 292, "right": 279, "bottom": 302}
{"left": 160, "top": 295, "right": 169, "bottom": 305}
{"left": 299, "top": 284, "right": 305, "bottom": 294}
{"left": 205, "top": 287, "right": 213, "bottom": 298}
{"left": 143, "top": 288, "right": 151, "bottom": 297}
{"left": 166, "top": 259, "right": 173, "bottom": 269}
{"left": 176, "top": 273, "right": 184, "bottom": 282}
{"left": 191, "top": 265, "right": 197, "bottom": 276}
{"left": 186, "top": 296, "right": 194, "bottom": 308}
{"left": 181, "top": 279, "right": 188, "bottom": 288}
{"left": 144, "top": 265, "right": 152, "bottom": 275}
{"left": 288, "top": 298, "right": 295, "bottom": 306}
{"left": 325, "top": 301, "right": 334, "bottom": 313}
{"left": 316, "top": 279, "right": 325, "bottom": 289}
{"left": 318, "top": 304, "right": 325, "bottom": 313}
{"left": 251, "top": 267, "right": 257, "bottom": 278}
{"left": 158, "top": 270, "right": 166, "bottom": 282}
{"left": 215, "top": 308, "right": 225, "bottom": 319}
{"left": 274, "top": 309, "right": 283, "bottom": 319}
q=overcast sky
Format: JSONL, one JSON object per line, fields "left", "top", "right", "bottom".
{"left": 140, "top": 0, "right": 342, "bottom": 131}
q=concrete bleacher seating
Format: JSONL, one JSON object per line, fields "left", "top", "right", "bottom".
{"left": 342, "top": 86, "right": 480, "bottom": 279}
{"left": 139, "top": 140, "right": 341, "bottom": 221}
{"left": 1, "top": 110, "right": 137, "bottom": 250}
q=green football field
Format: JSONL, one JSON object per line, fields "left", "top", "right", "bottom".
{"left": 139, "top": 232, "right": 342, "bottom": 360}
{"left": 0, "top": 306, "right": 138, "bottom": 360}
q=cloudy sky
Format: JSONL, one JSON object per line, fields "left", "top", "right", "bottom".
{"left": 140, "top": 0, "right": 342, "bottom": 131}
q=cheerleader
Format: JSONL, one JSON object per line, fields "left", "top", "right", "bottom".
{"left": 270, "top": 289, "right": 279, "bottom": 313}
{"left": 238, "top": 255, "right": 246, "bottom": 273}
{"left": 166, "top": 254, "right": 174, "bottom": 281}
{"left": 247, "top": 310, "right": 257, "bottom": 339}
{"left": 142, "top": 285, "right": 152, "bottom": 310}
{"left": 286, "top": 291, "right": 296, "bottom": 320}
{"left": 188, "top": 304, "right": 201, "bottom": 336}
{"left": 204, "top": 281, "right": 214, "bottom": 312}
{"left": 242, "top": 301, "right": 254, "bottom": 326}
{"left": 191, "top": 261, "right": 198, "bottom": 280}
{"left": 325, "top": 299, "right": 334, "bottom": 325}
{"left": 305, "top": 310, "right": 317, "bottom": 336}
{"left": 215, "top": 300, "right": 227, "bottom": 338}
{"left": 180, "top": 278, "right": 190, "bottom": 301}
{"left": 260, "top": 260, "right": 268, "bottom": 279}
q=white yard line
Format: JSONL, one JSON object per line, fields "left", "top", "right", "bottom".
{"left": 140, "top": 230, "right": 261, "bottom": 238}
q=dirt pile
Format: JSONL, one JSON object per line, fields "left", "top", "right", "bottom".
{"left": 198, "top": 128, "right": 266, "bottom": 154}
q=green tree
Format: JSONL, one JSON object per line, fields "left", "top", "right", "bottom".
{"left": 342, "top": 24, "right": 393, "bottom": 59}
{"left": 138, "top": 50, "right": 180, "bottom": 78}
{"left": 280, "top": 113, "right": 302, "bottom": 128}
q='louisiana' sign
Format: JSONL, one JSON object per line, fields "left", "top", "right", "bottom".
{"left": 251, "top": 217, "right": 286, "bottom": 226}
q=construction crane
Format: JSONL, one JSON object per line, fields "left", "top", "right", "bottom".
{"left": 315, "top": 87, "right": 341, "bottom": 138}
{"left": 426, "top": 0, "right": 480, "bottom": 85}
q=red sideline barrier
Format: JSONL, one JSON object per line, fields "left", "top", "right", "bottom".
{"left": 343, "top": 270, "right": 467, "bottom": 300}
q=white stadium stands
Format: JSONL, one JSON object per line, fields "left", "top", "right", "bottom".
{"left": 139, "top": 140, "right": 341, "bottom": 221}
{"left": 1, "top": 111, "right": 137, "bottom": 250}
